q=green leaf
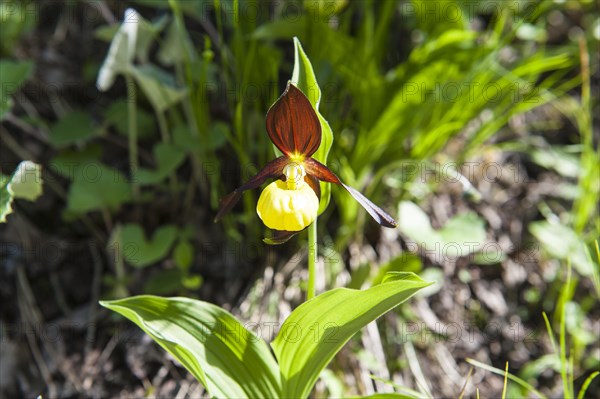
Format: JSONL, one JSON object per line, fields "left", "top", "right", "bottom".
{"left": 104, "top": 99, "right": 156, "bottom": 139}
{"left": 252, "top": 18, "right": 307, "bottom": 41}
{"left": 181, "top": 274, "right": 202, "bottom": 290}
{"left": 291, "top": 37, "right": 333, "bottom": 215}
{"left": 372, "top": 254, "right": 422, "bottom": 286}
{"left": 438, "top": 212, "right": 486, "bottom": 257}
{"left": 397, "top": 201, "right": 436, "bottom": 244}
{"left": 135, "top": 14, "right": 169, "bottom": 63}
{"left": 49, "top": 111, "right": 99, "bottom": 148}
{"left": 174, "top": 240, "right": 194, "bottom": 271}
{"left": 51, "top": 145, "right": 103, "bottom": 179}
{"left": 530, "top": 221, "right": 594, "bottom": 276}
{"left": 0, "top": 176, "right": 13, "bottom": 223}
{"left": 398, "top": 201, "right": 487, "bottom": 260}
{"left": 97, "top": 8, "right": 139, "bottom": 91}
{"left": 65, "top": 162, "right": 131, "bottom": 214}
{"left": 1, "top": 161, "right": 43, "bottom": 223}
{"left": 158, "top": 18, "right": 195, "bottom": 66}
{"left": 111, "top": 223, "right": 178, "bottom": 268}
{"left": 529, "top": 146, "right": 580, "bottom": 178}
{"left": 0, "top": 60, "right": 34, "bottom": 119}
{"left": 359, "top": 394, "right": 420, "bottom": 399}
{"left": 136, "top": 143, "right": 186, "bottom": 185}
{"left": 173, "top": 122, "right": 228, "bottom": 156}
{"left": 100, "top": 295, "right": 281, "bottom": 398}
{"left": 144, "top": 269, "right": 184, "bottom": 295}
{"left": 303, "top": 0, "right": 348, "bottom": 16}
{"left": 7, "top": 161, "right": 43, "bottom": 201}
{"left": 130, "top": 64, "right": 188, "bottom": 113}
{"left": 271, "top": 272, "right": 432, "bottom": 398}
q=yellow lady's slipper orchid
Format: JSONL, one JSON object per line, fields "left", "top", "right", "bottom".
{"left": 215, "top": 82, "right": 397, "bottom": 244}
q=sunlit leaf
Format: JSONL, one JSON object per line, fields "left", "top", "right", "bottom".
{"left": 303, "top": 0, "right": 348, "bottom": 17}
{"left": 100, "top": 296, "right": 281, "bottom": 398}
{"left": 530, "top": 221, "right": 594, "bottom": 276}
{"left": 7, "top": 161, "right": 43, "bottom": 201}
{"left": 398, "top": 201, "right": 486, "bottom": 259}
{"left": 1, "top": 161, "right": 43, "bottom": 222}
{"left": 97, "top": 8, "right": 139, "bottom": 91}
{"left": 271, "top": 272, "right": 432, "bottom": 398}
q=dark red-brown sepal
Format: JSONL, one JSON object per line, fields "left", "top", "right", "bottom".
{"left": 304, "top": 158, "right": 398, "bottom": 228}
{"left": 266, "top": 82, "right": 321, "bottom": 158}
{"left": 214, "top": 156, "right": 288, "bottom": 222}
{"left": 263, "top": 229, "right": 302, "bottom": 245}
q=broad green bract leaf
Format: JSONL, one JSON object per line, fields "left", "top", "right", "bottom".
{"left": 271, "top": 272, "right": 433, "bottom": 398}
{"left": 291, "top": 37, "right": 333, "bottom": 215}
{"left": 100, "top": 296, "right": 281, "bottom": 398}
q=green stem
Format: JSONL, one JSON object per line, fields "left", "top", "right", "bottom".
{"left": 156, "top": 110, "right": 171, "bottom": 143}
{"left": 307, "top": 218, "right": 317, "bottom": 300}
{"left": 125, "top": 74, "right": 139, "bottom": 198}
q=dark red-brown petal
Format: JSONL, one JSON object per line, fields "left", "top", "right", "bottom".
{"left": 304, "top": 174, "right": 321, "bottom": 201}
{"left": 263, "top": 229, "right": 302, "bottom": 245}
{"left": 305, "top": 158, "right": 398, "bottom": 228}
{"left": 214, "top": 156, "right": 288, "bottom": 222}
{"left": 266, "top": 82, "right": 321, "bottom": 157}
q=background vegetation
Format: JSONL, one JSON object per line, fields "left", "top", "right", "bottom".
{"left": 1, "top": 0, "right": 598, "bottom": 397}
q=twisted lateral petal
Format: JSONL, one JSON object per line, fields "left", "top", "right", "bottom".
{"left": 214, "top": 156, "right": 288, "bottom": 222}
{"left": 266, "top": 82, "right": 322, "bottom": 158}
{"left": 305, "top": 158, "right": 398, "bottom": 228}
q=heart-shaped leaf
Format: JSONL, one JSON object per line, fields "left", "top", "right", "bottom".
{"left": 100, "top": 296, "right": 281, "bottom": 398}
{"left": 136, "top": 143, "right": 186, "bottom": 185}
{"left": 65, "top": 162, "right": 131, "bottom": 214}
{"left": 104, "top": 99, "right": 156, "bottom": 139}
{"left": 50, "top": 111, "right": 99, "bottom": 148}
{"left": 111, "top": 224, "right": 178, "bottom": 268}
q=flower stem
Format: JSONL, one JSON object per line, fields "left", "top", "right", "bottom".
{"left": 307, "top": 218, "right": 317, "bottom": 300}
{"left": 125, "top": 74, "right": 139, "bottom": 198}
